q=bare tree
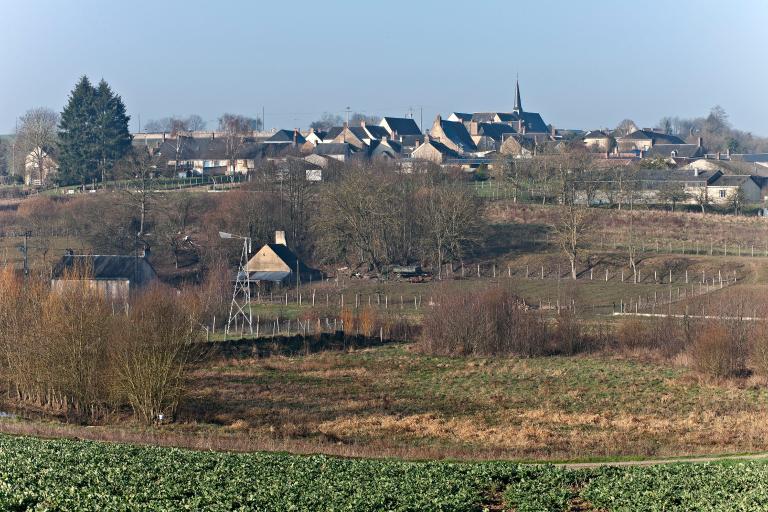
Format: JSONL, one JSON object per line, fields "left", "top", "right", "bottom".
{"left": 420, "top": 182, "right": 482, "bottom": 277}
{"left": 15, "top": 107, "right": 59, "bottom": 185}
{"left": 694, "top": 186, "right": 712, "bottom": 214}
{"left": 218, "top": 114, "right": 251, "bottom": 174}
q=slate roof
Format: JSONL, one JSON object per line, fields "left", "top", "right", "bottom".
{"left": 265, "top": 129, "right": 306, "bottom": 144}
{"left": 644, "top": 144, "right": 705, "bottom": 159}
{"left": 710, "top": 175, "right": 760, "bottom": 187}
{"left": 398, "top": 134, "right": 423, "bottom": 147}
{"left": 155, "top": 138, "right": 266, "bottom": 161}
{"left": 471, "top": 112, "right": 499, "bottom": 123}
{"left": 367, "top": 139, "right": 402, "bottom": 158}
{"left": 381, "top": 117, "right": 422, "bottom": 136}
{"left": 584, "top": 130, "right": 611, "bottom": 139}
{"left": 632, "top": 168, "right": 722, "bottom": 184}
{"left": 471, "top": 111, "right": 549, "bottom": 133}
{"left": 52, "top": 255, "right": 158, "bottom": 287}
{"left": 477, "top": 122, "right": 517, "bottom": 141}
{"left": 414, "top": 140, "right": 461, "bottom": 159}
{"left": 362, "top": 124, "right": 390, "bottom": 140}
{"left": 437, "top": 119, "right": 476, "bottom": 151}
{"left": 449, "top": 113, "right": 473, "bottom": 122}
{"left": 314, "top": 143, "right": 352, "bottom": 156}
{"left": 324, "top": 126, "right": 344, "bottom": 141}
{"left": 620, "top": 129, "right": 685, "bottom": 144}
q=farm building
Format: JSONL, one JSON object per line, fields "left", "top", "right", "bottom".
{"left": 51, "top": 253, "right": 158, "bottom": 302}
{"left": 245, "top": 231, "right": 322, "bottom": 286}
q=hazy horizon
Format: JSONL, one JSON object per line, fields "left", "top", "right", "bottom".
{"left": 1, "top": 0, "right": 767, "bottom": 136}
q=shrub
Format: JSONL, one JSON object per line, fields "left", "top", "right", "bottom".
{"left": 690, "top": 322, "right": 741, "bottom": 378}
{"left": 419, "top": 287, "right": 552, "bottom": 357}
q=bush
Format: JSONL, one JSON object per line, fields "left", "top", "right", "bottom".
{"left": 690, "top": 322, "right": 743, "bottom": 378}
{"left": 419, "top": 287, "right": 554, "bottom": 357}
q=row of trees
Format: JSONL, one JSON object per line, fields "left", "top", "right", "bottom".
{"left": 0, "top": 268, "right": 202, "bottom": 424}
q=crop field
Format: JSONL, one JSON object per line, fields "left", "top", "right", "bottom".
{"left": 0, "top": 433, "right": 767, "bottom": 511}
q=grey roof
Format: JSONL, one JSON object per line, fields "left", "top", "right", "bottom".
{"left": 324, "top": 126, "right": 344, "bottom": 141}
{"left": 416, "top": 140, "right": 461, "bottom": 159}
{"left": 620, "top": 129, "right": 685, "bottom": 144}
{"left": 471, "top": 112, "right": 499, "bottom": 123}
{"left": 450, "top": 112, "right": 473, "bottom": 122}
{"left": 52, "top": 255, "right": 158, "bottom": 287}
{"left": 314, "top": 143, "right": 352, "bottom": 156}
{"left": 732, "top": 153, "right": 768, "bottom": 163}
{"left": 363, "top": 124, "right": 390, "bottom": 139}
{"left": 632, "top": 168, "right": 722, "bottom": 184}
{"left": 156, "top": 138, "right": 268, "bottom": 161}
{"left": 367, "top": 139, "right": 402, "bottom": 158}
{"left": 710, "top": 175, "right": 759, "bottom": 187}
{"left": 471, "top": 111, "right": 549, "bottom": 133}
{"left": 381, "top": 117, "right": 422, "bottom": 136}
{"left": 254, "top": 244, "right": 321, "bottom": 279}
{"left": 477, "top": 122, "right": 517, "bottom": 141}
{"left": 584, "top": 130, "right": 611, "bottom": 139}
{"left": 398, "top": 134, "right": 423, "bottom": 147}
{"left": 248, "top": 271, "right": 291, "bottom": 283}
{"left": 265, "top": 129, "right": 306, "bottom": 144}
{"left": 438, "top": 119, "right": 476, "bottom": 151}
{"left": 644, "top": 144, "right": 705, "bottom": 159}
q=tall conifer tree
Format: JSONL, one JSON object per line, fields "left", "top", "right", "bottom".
{"left": 58, "top": 76, "right": 97, "bottom": 185}
{"left": 94, "top": 79, "right": 131, "bottom": 183}
{"left": 58, "top": 76, "right": 131, "bottom": 185}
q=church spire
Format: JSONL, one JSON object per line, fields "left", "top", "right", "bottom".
{"left": 513, "top": 77, "right": 523, "bottom": 114}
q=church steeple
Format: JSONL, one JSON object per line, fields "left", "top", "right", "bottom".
{"left": 513, "top": 77, "right": 523, "bottom": 114}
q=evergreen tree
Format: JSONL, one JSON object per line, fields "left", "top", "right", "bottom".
{"left": 58, "top": 76, "right": 132, "bottom": 185}
{"left": 58, "top": 76, "right": 98, "bottom": 185}
{"left": 94, "top": 79, "right": 131, "bottom": 183}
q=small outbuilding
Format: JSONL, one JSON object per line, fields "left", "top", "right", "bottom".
{"left": 51, "top": 253, "right": 158, "bottom": 302}
{"left": 245, "top": 231, "right": 322, "bottom": 286}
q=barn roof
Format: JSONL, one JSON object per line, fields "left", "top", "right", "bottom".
{"left": 52, "top": 255, "right": 158, "bottom": 287}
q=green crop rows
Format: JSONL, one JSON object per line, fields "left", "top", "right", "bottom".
{"left": 0, "top": 434, "right": 767, "bottom": 511}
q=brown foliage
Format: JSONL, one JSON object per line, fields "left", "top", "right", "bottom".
{"left": 418, "top": 287, "right": 581, "bottom": 357}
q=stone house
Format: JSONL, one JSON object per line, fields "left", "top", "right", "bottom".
{"left": 245, "top": 231, "right": 322, "bottom": 286}
{"left": 51, "top": 253, "right": 158, "bottom": 302}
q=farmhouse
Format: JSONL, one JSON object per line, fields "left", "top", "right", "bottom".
{"left": 707, "top": 175, "right": 762, "bottom": 204}
{"left": 616, "top": 129, "right": 686, "bottom": 153}
{"left": 245, "top": 231, "right": 322, "bottom": 286}
{"left": 24, "top": 146, "right": 59, "bottom": 186}
{"left": 411, "top": 138, "right": 461, "bottom": 164}
{"left": 51, "top": 253, "right": 158, "bottom": 302}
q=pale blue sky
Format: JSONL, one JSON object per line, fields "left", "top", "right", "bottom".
{"left": 1, "top": 0, "right": 766, "bottom": 134}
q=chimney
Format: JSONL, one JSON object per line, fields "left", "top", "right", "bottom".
{"left": 726, "top": 148, "right": 731, "bottom": 158}
{"left": 293, "top": 128, "right": 298, "bottom": 147}
{"left": 469, "top": 121, "right": 478, "bottom": 136}
{"left": 717, "top": 152, "right": 721, "bottom": 160}
{"left": 275, "top": 230, "right": 287, "bottom": 246}
{"left": 697, "top": 136, "right": 703, "bottom": 148}
{"left": 694, "top": 169, "right": 699, "bottom": 177}
{"left": 550, "top": 125, "right": 556, "bottom": 138}
{"left": 162, "top": 132, "right": 166, "bottom": 142}
{"left": 142, "top": 245, "right": 151, "bottom": 258}
{"left": 521, "top": 123, "right": 527, "bottom": 135}
{"left": 343, "top": 121, "right": 348, "bottom": 129}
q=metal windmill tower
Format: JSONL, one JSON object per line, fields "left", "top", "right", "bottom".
{"left": 219, "top": 232, "right": 253, "bottom": 336}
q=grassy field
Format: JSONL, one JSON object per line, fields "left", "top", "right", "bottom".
{"left": 0, "top": 433, "right": 767, "bottom": 511}
{"left": 169, "top": 343, "right": 768, "bottom": 461}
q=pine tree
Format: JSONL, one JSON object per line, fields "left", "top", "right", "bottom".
{"left": 58, "top": 76, "right": 98, "bottom": 185}
{"left": 94, "top": 79, "right": 131, "bottom": 183}
{"left": 58, "top": 76, "right": 132, "bottom": 186}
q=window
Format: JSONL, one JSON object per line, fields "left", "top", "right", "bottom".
{"left": 719, "top": 189, "right": 726, "bottom": 198}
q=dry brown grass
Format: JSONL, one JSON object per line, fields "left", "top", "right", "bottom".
{"left": 154, "top": 345, "right": 768, "bottom": 461}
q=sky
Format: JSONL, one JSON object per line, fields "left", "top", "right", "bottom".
{"left": 1, "top": 0, "right": 767, "bottom": 135}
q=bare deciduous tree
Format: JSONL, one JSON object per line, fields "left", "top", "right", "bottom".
{"left": 15, "top": 107, "right": 59, "bottom": 185}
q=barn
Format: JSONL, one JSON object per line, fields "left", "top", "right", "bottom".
{"left": 51, "top": 253, "right": 158, "bottom": 302}
{"left": 245, "top": 231, "right": 322, "bottom": 286}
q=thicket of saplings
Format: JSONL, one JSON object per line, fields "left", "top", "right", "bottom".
{"left": 420, "top": 286, "right": 768, "bottom": 379}
{"left": 0, "top": 267, "right": 207, "bottom": 424}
